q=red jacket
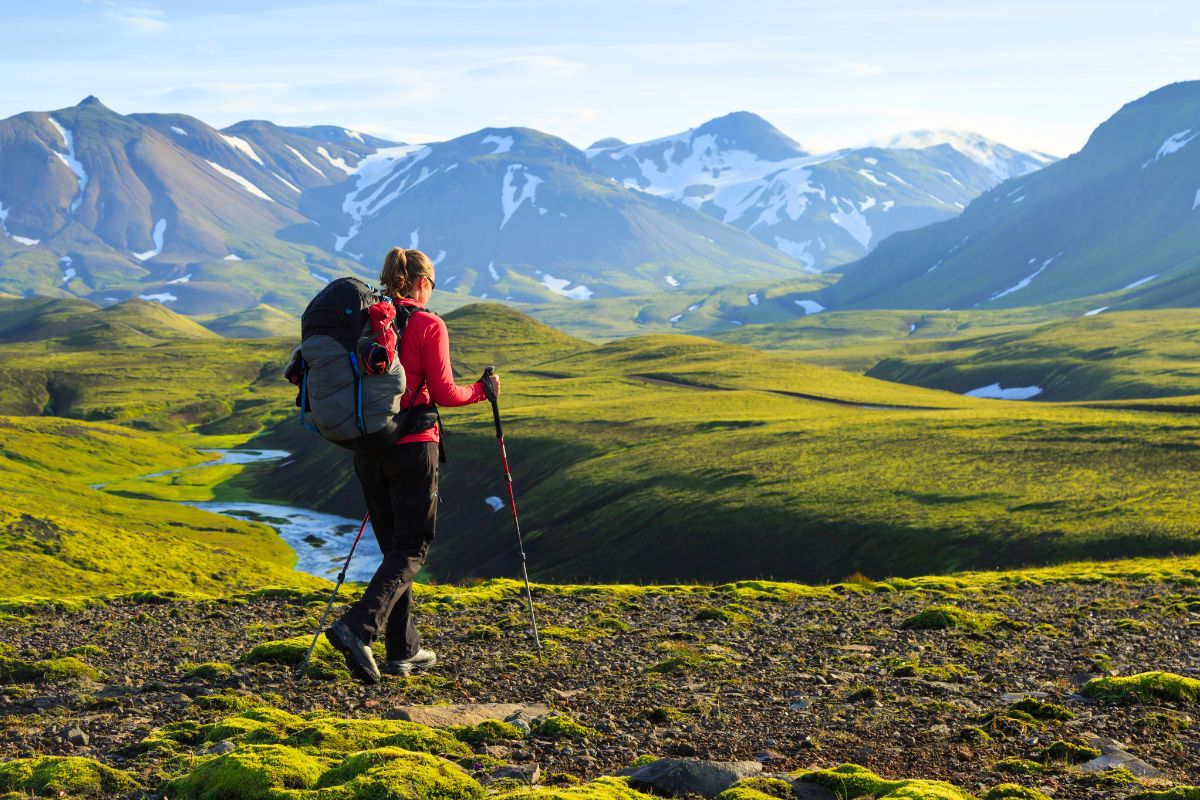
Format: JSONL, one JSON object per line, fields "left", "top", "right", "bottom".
{"left": 396, "top": 298, "right": 486, "bottom": 443}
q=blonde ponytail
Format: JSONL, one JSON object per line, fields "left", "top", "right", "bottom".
{"left": 379, "top": 247, "right": 435, "bottom": 301}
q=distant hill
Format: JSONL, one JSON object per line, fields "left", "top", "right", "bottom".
{"left": 201, "top": 303, "right": 299, "bottom": 339}
{"left": 820, "top": 81, "right": 1200, "bottom": 311}
{"left": 0, "top": 296, "right": 218, "bottom": 345}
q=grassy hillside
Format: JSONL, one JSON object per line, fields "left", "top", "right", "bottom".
{"left": 0, "top": 415, "right": 321, "bottom": 594}
{"left": 226, "top": 308, "right": 1200, "bottom": 583}
{"left": 7, "top": 298, "right": 1200, "bottom": 585}
{"left": 199, "top": 303, "right": 300, "bottom": 338}
{"left": 864, "top": 309, "right": 1200, "bottom": 401}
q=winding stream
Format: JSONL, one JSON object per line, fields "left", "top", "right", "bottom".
{"left": 166, "top": 449, "right": 384, "bottom": 582}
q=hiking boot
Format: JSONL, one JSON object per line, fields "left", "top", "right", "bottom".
{"left": 325, "top": 621, "right": 381, "bottom": 684}
{"left": 383, "top": 648, "right": 437, "bottom": 676}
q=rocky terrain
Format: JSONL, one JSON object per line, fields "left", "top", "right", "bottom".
{"left": 0, "top": 572, "right": 1197, "bottom": 799}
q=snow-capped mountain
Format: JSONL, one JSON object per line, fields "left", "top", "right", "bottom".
{"left": 588, "top": 112, "right": 1057, "bottom": 272}
{"left": 0, "top": 97, "right": 366, "bottom": 314}
{"left": 316, "top": 126, "right": 802, "bottom": 301}
{"left": 820, "top": 81, "right": 1200, "bottom": 312}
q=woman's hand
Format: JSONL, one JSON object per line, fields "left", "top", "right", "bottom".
{"left": 479, "top": 369, "right": 501, "bottom": 401}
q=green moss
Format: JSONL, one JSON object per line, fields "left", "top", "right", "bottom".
{"left": 1135, "top": 712, "right": 1193, "bottom": 731}
{"left": 695, "top": 606, "right": 749, "bottom": 623}
{"left": 718, "top": 777, "right": 796, "bottom": 800}
{"left": 450, "top": 720, "right": 526, "bottom": 745}
{"left": 644, "top": 644, "right": 727, "bottom": 674}
{"left": 1083, "top": 671, "right": 1200, "bottom": 704}
{"left": 0, "top": 755, "right": 141, "bottom": 798}
{"left": 955, "top": 726, "right": 992, "bottom": 744}
{"left": 1130, "top": 789, "right": 1200, "bottom": 800}
{"left": 982, "top": 785, "right": 1051, "bottom": 800}
{"left": 194, "top": 692, "right": 264, "bottom": 712}
{"left": 167, "top": 744, "right": 326, "bottom": 799}
{"left": 0, "top": 655, "right": 99, "bottom": 683}
{"left": 637, "top": 706, "right": 689, "bottom": 725}
{"left": 992, "top": 758, "right": 1052, "bottom": 777}
{"left": 313, "top": 747, "right": 484, "bottom": 799}
{"left": 902, "top": 605, "right": 1016, "bottom": 634}
{"left": 490, "top": 776, "right": 656, "bottom": 800}
{"left": 1009, "top": 698, "right": 1073, "bottom": 721}
{"left": 184, "top": 661, "right": 236, "bottom": 680}
{"left": 241, "top": 636, "right": 351, "bottom": 682}
{"left": 66, "top": 645, "right": 106, "bottom": 659}
{"left": 884, "top": 657, "right": 973, "bottom": 681}
{"left": 1041, "top": 739, "right": 1101, "bottom": 764}
{"left": 1083, "top": 768, "right": 1141, "bottom": 787}
{"left": 627, "top": 755, "right": 658, "bottom": 768}
{"left": 793, "top": 764, "right": 976, "bottom": 800}
{"left": 530, "top": 715, "right": 597, "bottom": 740}
{"left": 465, "top": 624, "right": 503, "bottom": 641}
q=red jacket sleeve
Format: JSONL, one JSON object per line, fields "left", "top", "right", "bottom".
{"left": 421, "top": 315, "right": 486, "bottom": 407}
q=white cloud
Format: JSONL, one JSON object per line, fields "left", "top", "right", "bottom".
{"left": 458, "top": 55, "right": 585, "bottom": 81}
{"left": 103, "top": 2, "right": 167, "bottom": 34}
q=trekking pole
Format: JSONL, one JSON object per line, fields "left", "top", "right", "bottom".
{"left": 482, "top": 366, "right": 543, "bottom": 662}
{"left": 300, "top": 512, "right": 370, "bottom": 675}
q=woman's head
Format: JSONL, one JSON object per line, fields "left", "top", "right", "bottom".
{"left": 380, "top": 247, "right": 436, "bottom": 302}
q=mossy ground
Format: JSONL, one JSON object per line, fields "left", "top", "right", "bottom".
{"left": 0, "top": 570, "right": 1194, "bottom": 800}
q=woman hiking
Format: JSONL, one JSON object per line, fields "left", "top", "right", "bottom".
{"left": 325, "top": 247, "right": 497, "bottom": 684}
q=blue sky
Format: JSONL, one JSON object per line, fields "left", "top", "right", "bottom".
{"left": 4, "top": 1, "right": 1197, "bottom": 155}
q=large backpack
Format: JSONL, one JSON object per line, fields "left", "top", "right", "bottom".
{"left": 296, "top": 277, "right": 431, "bottom": 453}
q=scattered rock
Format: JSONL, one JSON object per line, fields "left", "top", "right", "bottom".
{"left": 481, "top": 764, "right": 541, "bottom": 785}
{"left": 59, "top": 725, "right": 88, "bottom": 747}
{"left": 1000, "top": 691, "right": 1049, "bottom": 703}
{"left": 1078, "top": 734, "right": 1169, "bottom": 779}
{"left": 206, "top": 740, "right": 236, "bottom": 755}
{"left": 624, "top": 758, "right": 762, "bottom": 797}
{"left": 386, "top": 702, "right": 550, "bottom": 727}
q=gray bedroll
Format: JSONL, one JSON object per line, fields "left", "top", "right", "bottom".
{"left": 302, "top": 334, "right": 405, "bottom": 444}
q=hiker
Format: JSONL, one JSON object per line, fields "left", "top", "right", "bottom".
{"left": 325, "top": 247, "right": 498, "bottom": 683}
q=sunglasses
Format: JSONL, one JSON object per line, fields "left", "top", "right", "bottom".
{"left": 426, "top": 275, "right": 436, "bottom": 291}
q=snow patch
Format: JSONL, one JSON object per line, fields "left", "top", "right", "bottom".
{"left": 482, "top": 134, "right": 514, "bottom": 154}
{"left": 965, "top": 383, "right": 1043, "bottom": 400}
{"left": 1011, "top": 195, "right": 1026, "bottom": 204}
{"left": 859, "top": 196, "right": 876, "bottom": 212}
{"left": 1123, "top": 274, "right": 1157, "bottom": 290}
{"left": 774, "top": 238, "right": 817, "bottom": 271}
{"left": 500, "top": 164, "right": 543, "bottom": 229}
{"left": 409, "top": 229, "right": 420, "bottom": 249}
{"left": 205, "top": 160, "right": 274, "bottom": 202}
{"left": 60, "top": 256, "right": 75, "bottom": 284}
{"left": 857, "top": 169, "right": 887, "bottom": 187}
{"left": 688, "top": 304, "right": 700, "bottom": 312}
{"left": 317, "top": 146, "right": 354, "bottom": 174}
{"left": 345, "top": 129, "right": 364, "bottom": 143}
{"left": 170, "top": 126, "right": 188, "bottom": 136}
{"left": 132, "top": 218, "right": 167, "bottom": 261}
{"left": 908, "top": 323, "right": 917, "bottom": 333}
{"left": 863, "top": 157, "right": 878, "bottom": 165}
{"left": 334, "top": 145, "right": 431, "bottom": 251}
{"left": 881, "top": 200, "right": 895, "bottom": 211}
{"left": 926, "top": 259, "right": 943, "bottom": 274}
{"left": 11, "top": 236, "right": 38, "bottom": 246}
{"left": 271, "top": 172, "right": 301, "bottom": 193}
{"left": 541, "top": 274, "right": 593, "bottom": 300}
{"left": 664, "top": 275, "right": 679, "bottom": 287}
{"left": 1142, "top": 129, "right": 1199, "bottom": 169}
{"left": 484, "top": 496, "right": 505, "bottom": 512}
{"left": 830, "top": 207, "right": 872, "bottom": 249}
{"left": 885, "top": 171, "right": 912, "bottom": 187}
{"left": 138, "top": 292, "right": 177, "bottom": 304}
{"left": 669, "top": 314, "right": 683, "bottom": 323}
{"left": 310, "top": 271, "right": 330, "bottom": 284}
{"left": 223, "top": 254, "right": 242, "bottom": 261}
{"left": 221, "top": 134, "right": 264, "bottom": 165}
{"left": 48, "top": 117, "right": 88, "bottom": 215}
{"left": 1083, "top": 307, "right": 1108, "bottom": 316}
{"left": 748, "top": 293, "right": 759, "bottom": 306}
{"left": 1195, "top": 188, "right": 1200, "bottom": 210}
{"left": 487, "top": 261, "right": 500, "bottom": 282}
{"left": 794, "top": 299, "right": 825, "bottom": 315}
{"left": 989, "top": 253, "right": 1060, "bottom": 301}
{"left": 433, "top": 250, "right": 447, "bottom": 266}
{"left": 286, "top": 145, "right": 324, "bottom": 175}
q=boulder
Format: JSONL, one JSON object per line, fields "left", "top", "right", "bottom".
{"left": 1078, "top": 735, "right": 1168, "bottom": 779}
{"left": 623, "top": 758, "right": 762, "bottom": 797}
{"left": 385, "top": 702, "right": 550, "bottom": 727}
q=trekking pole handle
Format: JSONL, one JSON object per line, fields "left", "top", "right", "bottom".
{"left": 482, "top": 365, "right": 503, "bottom": 438}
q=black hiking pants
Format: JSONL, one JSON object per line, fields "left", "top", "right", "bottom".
{"left": 338, "top": 441, "right": 438, "bottom": 661}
